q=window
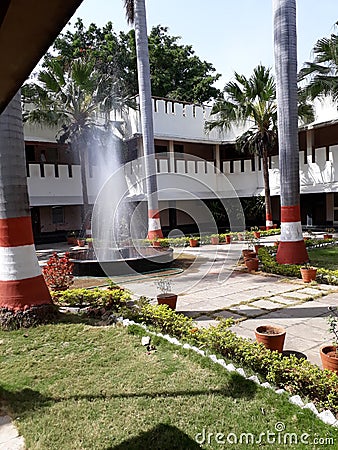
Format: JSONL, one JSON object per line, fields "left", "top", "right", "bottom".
{"left": 52, "top": 207, "right": 64, "bottom": 224}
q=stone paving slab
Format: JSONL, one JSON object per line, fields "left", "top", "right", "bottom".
{"left": 250, "top": 299, "right": 285, "bottom": 310}
{"left": 282, "top": 291, "right": 317, "bottom": 301}
{"left": 229, "top": 304, "right": 267, "bottom": 318}
{"left": 298, "top": 287, "right": 325, "bottom": 297}
{"left": 211, "top": 310, "right": 243, "bottom": 321}
{"left": 268, "top": 295, "right": 300, "bottom": 305}
{"left": 0, "top": 416, "right": 25, "bottom": 450}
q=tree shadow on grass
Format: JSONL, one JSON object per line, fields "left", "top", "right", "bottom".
{"left": 107, "top": 423, "right": 201, "bottom": 450}
{"left": 0, "top": 373, "right": 257, "bottom": 418}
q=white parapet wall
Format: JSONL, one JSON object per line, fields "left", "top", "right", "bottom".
{"left": 27, "top": 164, "right": 83, "bottom": 206}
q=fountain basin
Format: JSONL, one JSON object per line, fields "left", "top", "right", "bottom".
{"left": 69, "top": 247, "right": 174, "bottom": 276}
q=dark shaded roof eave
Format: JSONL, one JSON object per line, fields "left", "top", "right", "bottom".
{"left": 0, "top": 0, "right": 83, "bottom": 114}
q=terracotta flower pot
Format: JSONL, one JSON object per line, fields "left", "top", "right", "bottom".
{"left": 210, "top": 236, "right": 219, "bottom": 245}
{"left": 238, "top": 233, "right": 244, "bottom": 241}
{"left": 255, "top": 325, "right": 286, "bottom": 353}
{"left": 225, "top": 234, "right": 231, "bottom": 244}
{"left": 152, "top": 240, "right": 161, "bottom": 248}
{"left": 157, "top": 293, "right": 178, "bottom": 310}
{"left": 77, "top": 239, "right": 85, "bottom": 247}
{"left": 323, "top": 234, "right": 333, "bottom": 240}
{"left": 253, "top": 231, "right": 261, "bottom": 239}
{"left": 320, "top": 345, "right": 338, "bottom": 373}
{"left": 245, "top": 257, "right": 259, "bottom": 271}
{"left": 189, "top": 238, "right": 198, "bottom": 247}
{"left": 300, "top": 267, "right": 317, "bottom": 283}
{"left": 242, "top": 249, "right": 256, "bottom": 259}
{"left": 254, "top": 244, "right": 264, "bottom": 254}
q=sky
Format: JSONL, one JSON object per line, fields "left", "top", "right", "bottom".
{"left": 64, "top": 0, "right": 338, "bottom": 89}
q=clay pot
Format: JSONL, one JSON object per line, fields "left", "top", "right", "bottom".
{"left": 210, "top": 236, "right": 219, "bottom": 245}
{"left": 254, "top": 244, "right": 264, "bottom": 254}
{"left": 255, "top": 325, "right": 286, "bottom": 353}
{"left": 152, "top": 240, "right": 161, "bottom": 248}
{"left": 157, "top": 293, "right": 178, "bottom": 310}
{"left": 242, "top": 249, "right": 256, "bottom": 259}
{"left": 320, "top": 345, "right": 338, "bottom": 373}
{"left": 225, "top": 234, "right": 231, "bottom": 244}
{"left": 245, "top": 257, "right": 259, "bottom": 271}
{"left": 300, "top": 267, "right": 317, "bottom": 283}
{"left": 323, "top": 234, "right": 333, "bottom": 240}
{"left": 189, "top": 238, "right": 199, "bottom": 247}
{"left": 253, "top": 231, "right": 261, "bottom": 239}
{"left": 238, "top": 233, "right": 244, "bottom": 241}
{"left": 77, "top": 239, "right": 85, "bottom": 247}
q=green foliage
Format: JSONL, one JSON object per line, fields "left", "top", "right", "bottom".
{"left": 51, "top": 287, "right": 131, "bottom": 309}
{"left": 259, "top": 245, "right": 338, "bottom": 285}
{"left": 44, "top": 20, "right": 221, "bottom": 103}
{"left": 130, "top": 303, "right": 338, "bottom": 414}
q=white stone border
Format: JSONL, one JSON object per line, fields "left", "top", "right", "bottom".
{"left": 118, "top": 317, "right": 338, "bottom": 427}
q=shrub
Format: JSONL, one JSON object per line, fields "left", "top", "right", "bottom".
{"left": 52, "top": 287, "right": 131, "bottom": 310}
{"left": 42, "top": 252, "right": 74, "bottom": 290}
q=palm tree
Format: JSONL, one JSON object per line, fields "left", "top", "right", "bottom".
{"left": 123, "top": 0, "right": 163, "bottom": 239}
{"left": 273, "top": 0, "right": 308, "bottom": 264}
{"left": 23, "top": 58, "right": 129, "bottom": 227}
{"left": 298, "top": 22, "right": 338, "bottom": 101}
{"left": 207, "top": 65, "right": 277, "bottom": 229}
{"left": 0, "top": 92, "right": 53, "bottom": 327}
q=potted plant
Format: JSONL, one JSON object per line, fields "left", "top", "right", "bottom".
{"left": 86, "top": 237, "right": 93, "bottom": 249}
{"left": 255, "top": 325, "right": 286, "bottom": 353}
{"left": 155, "top": 279, "right": 177, "bottom": 310}
{"left": 251, "top": 226, "right": 260, "bottom": 239}
{"left": 77, "top": 237, "right": 86, "bottom": 247}
{"left": 189, "top": 236, "right": 199, "bottom": 247}
{"left": 323, "top": 228, "right": 335, "bottom": 240}
{"left": 320, "top": 306, "right": 338, "bottom": 373}
{"left": 210, "top": 234, "right": 219, "bottom": 245}
{"left": 152, "top": 239, "right": 162, "bottom": 248}
{"left": 66, "top": 231, "right": 77, "bottom": 245}
{"left": 300, "top": 263, "right": 317, "bottom": 283}
{"left": 225, "top": 234, "right": 231, "bottom": 244}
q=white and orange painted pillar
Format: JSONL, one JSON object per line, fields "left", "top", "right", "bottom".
{"left": 147, "top": 209, "right": 163, "bottom": 240}
{"left": 0, "top": 216, "right": 52, "bottom": 311}
{"left": 0, "top": 92, "right": 52, "bottom": 313}
{"left": 266, "top": 213, "right": 273, "bottom": 230}
{"left": 276, "top": 205, "right": 308, "bottom": 264}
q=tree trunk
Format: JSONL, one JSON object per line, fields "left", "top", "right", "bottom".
{"left": 76, "top": 136, "right": 91, "bottom": 232}
{"left": 0, "top": 91, "right": 52, "bottom": 312}
{"left": 262, "top": 147, "right": 273, "bottom": 229}
{"left": 273, "top": 0, "right": 308, "bottom": 264}
{"left": 134, "top": 0, "right": 163, "bottom": 239}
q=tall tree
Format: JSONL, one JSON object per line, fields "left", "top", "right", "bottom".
{"left": 298, "top": 22, "right": 338, "bottom": 102}
{"left": 48, "top": 18, "right": 221, "bottom": 103}
{"left": 0, "top": 92, "right": 54, "bottom": 328}
{"left": 124, "top": 0, "right": 163, "bottom": 239}
{"left": 207, "top": 65, "right": 278, "bottom": 229}
{"left": 273, "top": 0, "right": 308, "bottom": 264}
{"left": 23, "top": 58, "right": 130, "bottom": 226}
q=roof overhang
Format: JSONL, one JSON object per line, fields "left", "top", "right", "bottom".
{"left": 0, "top": 0, "right": 83, "bottom": 113}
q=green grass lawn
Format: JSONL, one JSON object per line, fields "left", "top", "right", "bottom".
{"left": 0, "top": 316, "right": 337, "bottom": 449}
{"left": 308, "top": 245, "right": 338, "bottom": 271}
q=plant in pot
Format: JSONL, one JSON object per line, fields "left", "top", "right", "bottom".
{"left": 255, "top": 324, "right": 286, "bottom": 353}
{"left": 324, "top": 227, "right": 335, "bottom": 240}
{"left": 225, "top": 233, "right": 231, "bottom": 244}
{"left": 66, "top": 231, "right": 77, "bottom": 245}
{"left": 320, "top": 306, "right": 338, "bottom": 373}
{"left": 300, "top": 263, "right": 317, "bottom": 283}
{"left": 155, "top": 279, "right": 177, "bottom": 310}
{"left": 77, "top": 236, "right": 86, "bottom": 247}
{"left": 251, "top": 226, "right": 260, "bottom": 239}
{"left": 86, "top": 237, "right": 93, "bottom": 248}
{"left": 189, "top": 235, "right": 199, "bottom": 247}
{"left": 210, "top": 234, "right": 219, "bottom": 245}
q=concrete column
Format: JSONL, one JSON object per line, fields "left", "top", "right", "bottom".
{"left": 215, "top": 144, "right": 220, "bottom": 172}
{"left": 168, "top": 140, "right": 175, "bottom": 173}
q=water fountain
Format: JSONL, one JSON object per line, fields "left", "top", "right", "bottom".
{"left": 69, "top": 131, "right": 173, "bottom": 277}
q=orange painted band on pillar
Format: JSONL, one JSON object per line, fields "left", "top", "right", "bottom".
{"left": 0, "top": 216, "right": 34, "bottom": 247}
{"left": 148, "top": 209, "right": 160, "bottom": 219}
{"left": 0, "top": 275, "right": 52, "bottom": 311}
{"left": 280, "top": 205, "right": 301, "bottom": 223}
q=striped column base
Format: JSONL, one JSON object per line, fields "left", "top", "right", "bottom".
{"left": 276, "top": 209, "right": 309, "bottom": 264}
{"left": 0, "top": 216, "right": 52, "bottom": 311}
{"left": 276, "top": 240, "right": 309, "bottom": 265}
{"left": 266, "top": 214, "right": 273, "bottom": 230}
{"left": 147, "top": 210, "right": 163, "bottom": 240}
